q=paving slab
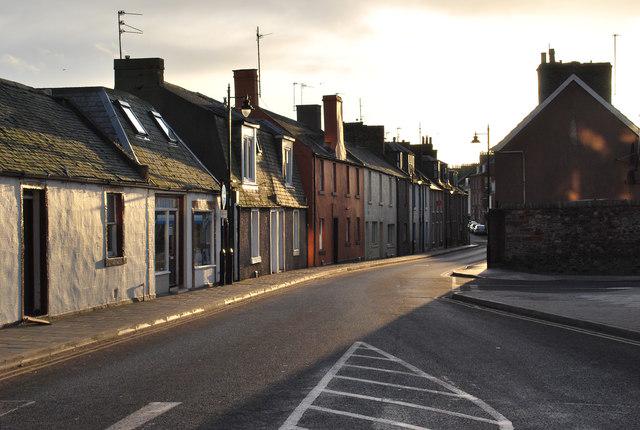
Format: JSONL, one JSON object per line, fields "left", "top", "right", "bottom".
{"left": 0, "top": 245, "right": 477, "bottom": 376}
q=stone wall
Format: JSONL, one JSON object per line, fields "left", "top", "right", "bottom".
{"left": 488, "top": 200, "right": 640, "bottom": 274}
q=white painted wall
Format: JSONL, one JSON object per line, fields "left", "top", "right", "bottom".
{"left": 46, "top": 181, "right": 152, "bottom": 316}
{"left": 364, "top": 169, "right": 398, "bottom": 260}
{"left": 0, "top": 177, "right": 21, "bottom": 325}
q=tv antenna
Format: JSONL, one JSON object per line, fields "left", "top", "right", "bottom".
{"left": 256, "top": 26, "right": 272, "bottom": 100}
{"left": 117, "top": 11, "right": 143, "bottom": 59}
{"left": 357, "top": 98, "right": 364, "bottom": 122}
{"left": 292, "top": 82, "right": 318, "bottom": 110}
{"left": 396, "top": 127, "right": 402, "bottom": 141}
{"left": 613, "top": 33, "right": 620, "bottom": 96}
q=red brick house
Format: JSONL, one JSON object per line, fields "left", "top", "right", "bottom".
{"left": 493, "top": 53, "right": 640, "bottom": 206}
{"left": 248, "top": 87, "right": 365, "bottom": 266}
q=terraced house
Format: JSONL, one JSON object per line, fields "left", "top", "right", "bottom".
{"left": 114, "top": 58, "right": 308, "bottom": 281}
{"left": 0, "top": 78, "right": 219, "bottom": 326}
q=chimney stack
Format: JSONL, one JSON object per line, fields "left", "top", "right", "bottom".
{"left": 322, "top": 95, "right": 346, "bottom": 160}
{"left": 549, "top": 48, "right": 556, "bottom": 63}
{"left": 540, "top": 52, "right": 547, "bottom": 64}
{"left": 233, "top": 69, "right": 259, "bottom": 109}
{"left": 296, "top": 105, "right": 322, "bottom": 130}
{"left": 114, "top": 57, "right": 164, "bottom": 92}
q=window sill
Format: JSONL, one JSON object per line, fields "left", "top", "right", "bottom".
{"left": 345, "top": 193, "right": 351, "bottom": 198}
{"left": 318, "top": 190, "right": 325, "bottom": 195}
{"left": 251, "top": 256, "right": 262, "bottom": 264}
{"left": 155, "top": 270, "right": 171, "bottom": 276}
{"left": 242, "top": 183, "right": 259, "bottom": 191}
{"left": 331, "top": 192, "right": 337, "bottom": 196}
{"left": 194, "top": 264, "right": 216, "bottom": 270}
{"left": 105, "top": 256, "right": 126, "bottom": 267}
{"left": 379, "top": 202, "right": 384, "bottom": 206}
{"left": 293, "top": 249, "right": 300, "bottom": 256}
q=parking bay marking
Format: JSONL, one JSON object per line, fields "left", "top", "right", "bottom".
{"left": 105, "top": 402, "right": 181, "bottom": 430}
{"left": 279, "top": 341, "right": 513, "bottom": 430}
{"left": 0, "top": 400, "right": 35, "bottom": 418}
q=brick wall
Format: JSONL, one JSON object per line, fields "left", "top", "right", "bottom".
{"left": 488, "top": 200, "right": 640, "bottom": 274}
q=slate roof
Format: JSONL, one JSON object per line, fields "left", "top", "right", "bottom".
{"left": 159, "top": 82, "right": 306, "bottom": 208}
{"left": 52, "top": 87, "right": 219, "bottom": 193}
{"left": 0, "top": 78, "right": 144, "bottom": 184}
{"left": 346, "top": 144, "right": 407, "bottom": 178}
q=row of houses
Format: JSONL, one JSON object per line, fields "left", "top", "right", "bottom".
{"left": 0, "top": 57, "right": 468, "bottom": 326}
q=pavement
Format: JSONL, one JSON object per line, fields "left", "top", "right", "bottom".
{"left": 1, "top": 246, "right": 638, "bottom": 429}
{"left": 450, "top": 261, "right": 640, "bottom": 341}
{"left": 0, "top": 244, "right": 476, "bottom": 377}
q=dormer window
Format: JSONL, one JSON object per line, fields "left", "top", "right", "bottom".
{"left": 117, "top": 100, "right": 147, "bottom": 136}
{"left": 151, "top": 111, "right": 178, "bottom": 143}
{"left": 282, "top": 138, "right": 294, "bottom": 186}
{"left": 242, "top": 125, "right": 257, "bottom": 184}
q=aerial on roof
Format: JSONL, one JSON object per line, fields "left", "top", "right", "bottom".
{"left": 0, "top": 78, "right": 144, "bottom": 185}
{"left": 52, "top": 86, "right": 220, "bottom": 193}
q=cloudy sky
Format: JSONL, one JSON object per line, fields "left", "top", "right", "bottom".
{"left": 2, "top": 0, "right": 639, "bottom": 165}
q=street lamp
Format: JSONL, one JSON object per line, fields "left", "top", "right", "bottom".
{"left": 471, "top": 125, "right": 491, "bottom": 222}
{"left": 222, "top": 84, "right": 253, "bottom": 285}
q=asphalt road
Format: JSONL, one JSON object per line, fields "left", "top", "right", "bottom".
{"left": 1, "top": 247, "right": 639, "bottom": 429}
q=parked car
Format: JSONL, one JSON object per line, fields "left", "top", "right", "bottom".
{"left": 474, "top": 224, "right": 486, "bottom": 235}
{"left": 468, "top": 221, "right": 478, "bottom": 232}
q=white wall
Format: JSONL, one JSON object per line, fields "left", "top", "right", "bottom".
{"left": 46, "top": 181, "right": 152, "bottom": 316}
{"left": 0, "top": 178, "right": 21, "bottom": 325}
{"left": 364, "top": 169, "right": 398, "bottom": 260}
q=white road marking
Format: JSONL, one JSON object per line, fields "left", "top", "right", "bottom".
{"left": 322, "top": 389, "right": 503, "bottom": 425}
{"left": 279, "top": 341, "right": 513, "bottom": 430}
{"left": 105, "top": 402, "right": 181, "bottom": 430}
{"left": 333, "top": 375, "right": 470, "bottom": 398}
{"left": 307, "top": 405, "right": 432, "bottom": 430}
{"left": 0, "top": 400, "right": 35, "bottom": 417}
{"left": 343, "top": 363, "right": 426, "bottom": 377}
{"left": 350, "top": 353, "right": 399, "bottom": 361}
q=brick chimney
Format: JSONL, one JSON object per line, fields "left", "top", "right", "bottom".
{"left": 114, "top": 57, "right": 164, "bottom": 92}
{"left": 537, "top": 48, "right": 612, "bottom": 103}
{"left": 296, "top": 104, "right": 322, "bottom": 130}
{"left": 233, "top": 69, "right": 259, "bottom": 109}
{"left": 323, "top": 95, "right": 346, "bottom": 160}
{"left": 344, "top": 122, "right": 385, "bottom": 157}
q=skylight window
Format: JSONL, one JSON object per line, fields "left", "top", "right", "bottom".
{"left": 151, "top": 111, "right": 178, "bottom": 143}
{"left": 117, "top": 100, "right": 147, "bottom": 136}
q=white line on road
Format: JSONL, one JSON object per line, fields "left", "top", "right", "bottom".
{"left": 105, "top": 402, "right": 181, "bottom": 430}
{"left": 343, "top": 363, "right": 426, "bottom": 377}
{"left": 307, "top": 405, "right": 432, "bottom": 430}
{"left": 322, "top": 388, "right": 503, "bottom": 425}
{"left": 333, "top": 375, "right": 471, "bottom": 398}
{"left": 350, "top": 353, "right": 399, "bottom": 361}
{"left": 0, "top": 400, "right": 35, "bottom": 417}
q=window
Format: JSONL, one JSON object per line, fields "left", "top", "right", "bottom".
{"left": 346, "top": 217, "right": 351, "bottom": 244}
{"left": 292, "top": 210, "right": 300, "bottom": 255}
{"left": 388, "top": 224, "right": 394, "bottom": 245}
{"left": 242, "top": 126, "right": 257, "bottom": 184}
{"left": 251, "top": 209, "right": 260, "bottom": 263}
{"left": 355, "top": 217, "right": 360, "bottom": 244}
{"left": 318, "top": 218, "right": 324, "bottom": 250}
{"left": 355, "top": 168, "right": 360, "bottom": 197}
{"left": 319, "top": 160, "right": 325, "bottom": 191}
{"left": 106, "top": 193, "right": 124, "bottom": 258}
{"left": 367, "top": 170, "right": 372, "bottom": 202}
{"left": 192, "top": 211, "right": 212, "bottom": 266}
{"left": 151, "top": 111, "right": 178, "bottom": 143}
{"left": 332, "top": 163, "right": 337, "bottom": 193}
{"left": 346, "top": 166, "right": 351, "bottom": 195}
{"left": 389, "top": 177, "right": 393, "bottom": 207}
{"left": 282, "top": 140, "right": 293, "bottom": 186}
{"left": 117, "top": 100, "right": 147, "bottom": 136}
{"left": 372, "top": 222, "right": 378, "bottom": 244}
{"left": 379, "top": 173, "right": 383, "bottom": 204}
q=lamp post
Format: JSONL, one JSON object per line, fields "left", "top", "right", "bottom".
{"left": 222, "top": 84, "right": 253, "bottom": 285}
{"left": 471, "top": 125, "right": 490, "bottom": 223}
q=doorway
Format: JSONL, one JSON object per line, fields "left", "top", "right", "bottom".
{"left": 270, "top": 210, "right": 285, "bottom": 274}
{"left": 332, "top": 218, "right": 339, "bottom": 263}
{"left": 22, "top": 188, "right": 48, "bottom": 317}
{"left": 155, "top": 196, "right": 182, "bottom": 294}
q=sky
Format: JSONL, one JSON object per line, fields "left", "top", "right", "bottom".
{"left": 1, "top": 0, "right": 639, "bottom": 166}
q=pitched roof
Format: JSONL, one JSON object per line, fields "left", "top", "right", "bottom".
{"left": 493, "top": 74, "right": 640, "bottom": 153}
{"left": 346, "top": 144, "right": 407, "bottom": 178}
{"left": 0, "top": 78, "right": 144, "bottom": 184}
{"left": 52, "top": 87, "right": 219, "bottom": 193}
{"left": 158, "top": 82, "right": 306, "bottom": 208}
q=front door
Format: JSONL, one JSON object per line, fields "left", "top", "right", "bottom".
{"left": 155, "top": 196, "right": 181, "bottom": 294}
{"left": 22, "top": 189, "right": 48, "bottom": 317}
{"left": 332, "top": 218, "right": 339, "bottom": 264}
{"left": 270, "top": 210, "right": 286, "bottom": 274}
